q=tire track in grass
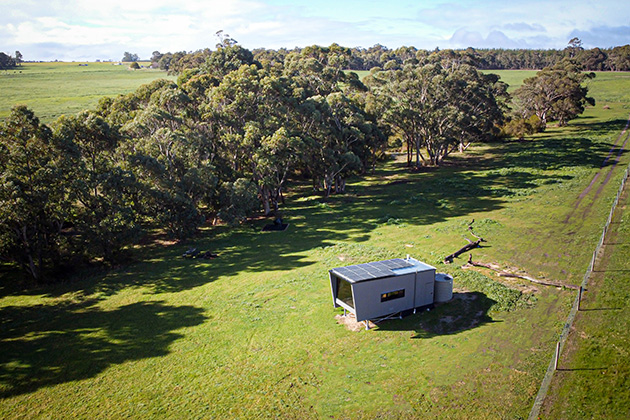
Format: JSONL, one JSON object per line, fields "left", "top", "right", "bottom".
{"left": 564, "top": 114, "right": 630, "bottom": 223}
{"left": 529, "top": 156, "right": 630, "bottom": 420}
{"left": 536, "top": 168, "right": 630, "bottom": 419}
{"left": 587, "top": 128, "right": 630, "bottom": 204}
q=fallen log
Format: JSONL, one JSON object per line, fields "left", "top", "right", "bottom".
{"left": 444, "top": 220, "right": 485, "bottom": 264}
{"left": 444, "top": 239, "right": 483, "bottom": 264}
{"left": 464, "top": 254, "right": 579, "bottom": 290}
{"left": 496, "top": 273, "right": 578, "bottom": 290}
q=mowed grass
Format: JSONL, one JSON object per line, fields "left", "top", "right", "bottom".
{"left": 0, "top": 62, "right": 175, "bottom": 122}
{"left": 1, "top": 72, "right": 630, "bottom": 419}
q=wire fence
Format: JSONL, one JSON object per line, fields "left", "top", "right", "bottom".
{"left": 528, "top": 162, "right": 630, "bottom": 420}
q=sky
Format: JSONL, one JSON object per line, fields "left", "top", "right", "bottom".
{"left": 1, "top": 0, "right": 629, "bottom": 62}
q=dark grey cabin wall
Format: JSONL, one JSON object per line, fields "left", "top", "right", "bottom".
{"left": 352, "top": 273, "right": 415, "bottom": 322}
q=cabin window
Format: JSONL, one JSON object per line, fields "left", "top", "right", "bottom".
{"left": 381, "top": 289, "right": 405, "bottom": 302}
{"left": 336, "top": 277, "right": 354, "bottom": 309}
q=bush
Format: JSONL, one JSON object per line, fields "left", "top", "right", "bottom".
{"left": 453, "top": 269, "right": 526, "bottom": 311}
{"left": 501, "top": 115, "right": 544, "bottom": 140}
{"left": 218, "top": 178, "right": 260, "bottom": 225}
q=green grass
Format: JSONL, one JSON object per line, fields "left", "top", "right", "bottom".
{"left": 1, "top": 71, "right": 630, "bottom": 419}
{"left": 350, "top": 70, "right": 370, "bottom": 80}
{"left": 541, "top": 186, "right": 630, "bottom": 419}
{"left": 0, "top": 62, "right": 176, "bottom": 122}
{"left": 484, "top": 70, "right": 538, "bottom": 92}
{"left": 587, "top": 71, "right": 630, "bottom": 110}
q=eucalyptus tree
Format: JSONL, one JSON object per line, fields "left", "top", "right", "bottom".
{"left": 96, "top": 79, "right": 217, "bottom": 239}
{"left": 283, "top": 44, "right": 352, "bottom": 98}
{"left": 53, "top": 111, "right": 141, "bottom": 262}
{"left": 294, "top": 92, "right": 380, "bottom": 197}
{"left": 0, "top": 52, "right": 16, "bottom": 69}
{"left": 447, "top": 65, "right": 509, "bottom": 152}
{"left": 367, "top": 62, "right": 506, "bottom": 167}
{"left": 200, "top": 44, "right": 259, "bottom": 78}
{"left": 366, "top": 63, "right": 442, "bottom": 167}
{"left": 207, "top": 64, "right": 301, "bottom": 214}
{"left": 607, "top": 45, "right": 630, "bottom": 71}
{"left": 281, "top": 44, "right": 385, "bottom": 195}
{"left": 121, "top": 83, "right": 216, "bottom": 238}
{"left": 513, "top": 59, "right": 595, "bottom": 127}
{"left": 95, "top": 78, "right": 175, "bottom": 127}
{"left": 0, "top": 106, "right": 71, "bottom": 281}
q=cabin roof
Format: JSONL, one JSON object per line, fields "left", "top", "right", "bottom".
{"left": 330, "top": 258, "right": 435, "bottom": 283}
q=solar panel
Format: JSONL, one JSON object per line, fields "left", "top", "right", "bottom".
{"left": 331, "top": 258, "right": 416, "bottom": 282}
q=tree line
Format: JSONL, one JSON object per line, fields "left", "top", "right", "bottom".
{"left": 1, "top": 41, "right": 594, "bottom": 283}
{"left": 152, "top": 40, "right": 630, "bottom": 74}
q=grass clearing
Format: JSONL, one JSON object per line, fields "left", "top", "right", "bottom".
{"left": 1, "top": 72, "right": 630, "bottom": 418}
{"left": 0, "top": 62, "right": 175, "bottom": 122}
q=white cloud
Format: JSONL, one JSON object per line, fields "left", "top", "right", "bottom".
{"left": 448, "top": 29, "right": 525, "bottom": 49}
{"left": 502, "top": 23, "right": 546, "bottom": 33}
{"left": 570, "top": 26, "right": 630, "bottom": 49}
{"left": 0, "top": 0, "right": 628, "bottom": 61}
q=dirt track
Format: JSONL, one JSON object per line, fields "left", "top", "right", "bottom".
{"left": 564, "top": 114, "right": 630, "bottom": 223}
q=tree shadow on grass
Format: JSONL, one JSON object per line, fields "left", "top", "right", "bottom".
{"left": 3, "top": 122, "right": 622, "bottom": 299}
{"left": 0, "top": 299, "right": 206, "bottom": 398}
{"left": 569, "top": 118, "right": 628, "bottom": 136}
{"left": 482, "top": 137, "right": 627, "bottom": 171}
{"left": 375, "top": 292, "right": 498, "bottom": 338}
{"left": 0, "top": 159, "right": 563, "bottom": 299}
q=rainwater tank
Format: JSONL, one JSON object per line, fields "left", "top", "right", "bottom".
{"left": 434, "top": 273, "right": 453, "bottom": 303}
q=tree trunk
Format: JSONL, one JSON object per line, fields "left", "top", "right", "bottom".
{"left": 335, "top": 176, "right": 345, "bottom": 193}
{"left": 261, "top": 187, "right": 271, "bottom": 216}
{"left": 323, "top": 175, "right": 333, "bottom": 198}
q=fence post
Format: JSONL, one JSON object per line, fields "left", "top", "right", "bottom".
{"left": 554, "top": 342, "right": 561, "bottom": 370}
{"left": 528, "top": 154, "right": 630, "bottom": 420}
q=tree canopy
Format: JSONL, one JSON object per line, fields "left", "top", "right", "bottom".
{"left": 513, "top": 59, "right": 595, "bottom": 127}
{"left": 122, "top": 52, "right": 139, "bottom": 62}
{"left": 0, "top": 52, "right": 17, "bottom": 69}
{"left": 367, "top": 62, "right": 507, "bottom": 167}
{"left": 8, "top": 40, "right": 601, "bottom": 283}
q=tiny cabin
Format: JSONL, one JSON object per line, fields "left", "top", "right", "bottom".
{"left": 330, "top": 257, "right": 448, "bottom": 329}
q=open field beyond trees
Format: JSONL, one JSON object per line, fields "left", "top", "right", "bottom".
{"left": 1, "top": 69, "right": 630, "bottom": 418}
{"left": 0, "top": 62, "right": 175, "bottom": 123}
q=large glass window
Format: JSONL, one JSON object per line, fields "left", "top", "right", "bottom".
{"left": 336, "top": 277, "right": 354, "bottom": 309}
{"left": 381, "top": 289, "right": 405, "bottom": 302}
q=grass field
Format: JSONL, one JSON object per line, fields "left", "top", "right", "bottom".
{"left": 0, "top": 62, "right": 175, "bottom": 122}
{"left": 1, "top": 71, "right": 630, "bottom": 419}
{"left": 541, "top": 177, "right": 630, "bottom": 419}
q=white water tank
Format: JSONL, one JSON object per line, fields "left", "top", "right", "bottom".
{"left": 434, "top": 273, "right": 453, "bottom": 303}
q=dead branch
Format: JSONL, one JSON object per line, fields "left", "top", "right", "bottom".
{"left": 464, "top": 254, "right": 579, "bottom": 290}
{"left": 468, "top": 225, "right": 484, "bottom": 241}
{"left": 444, "top": 220, "right": 485, "bottom": 264}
